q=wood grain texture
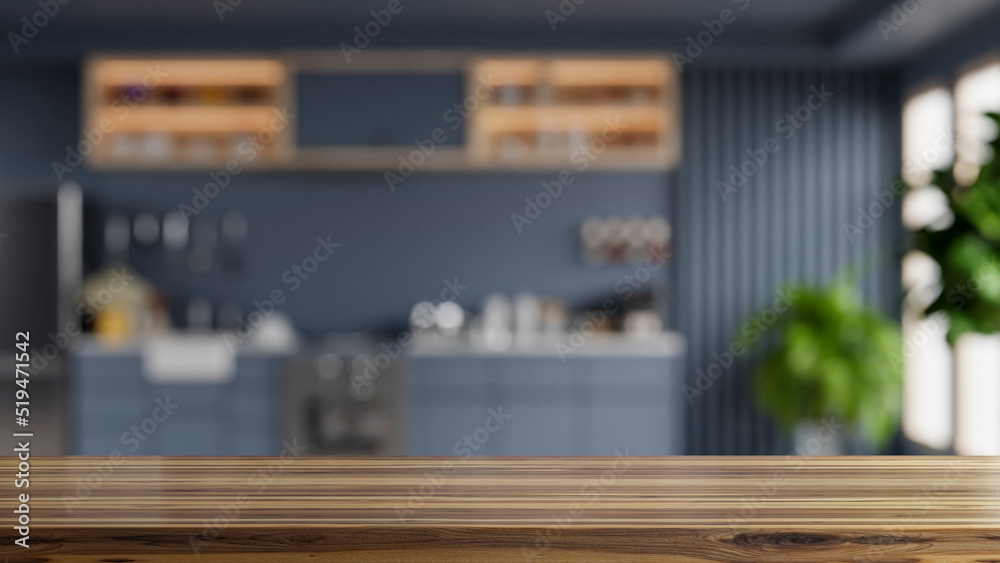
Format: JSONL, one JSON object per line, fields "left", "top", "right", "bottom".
{"left": 2, "top": 456, "right": 1000, "bottom": 562}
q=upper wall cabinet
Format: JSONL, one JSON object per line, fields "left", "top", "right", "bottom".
{"left": 466, "top": 58, "right": 678, "bottom": 170}
{"left": 84, "top": 57, "right": 293, "bottom": 170}
{"left": 81, "top": 51, "right": 679, "bottom": 172}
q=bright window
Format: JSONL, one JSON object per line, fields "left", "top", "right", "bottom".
{"left": 952, "top": 58, "right": 1000, "bottom": 454}
{"left": 900, "top": 85, "right": 954, "bottom": 452}
{"left": 954, "top": 59, "right": 1000, "bottom": 185}
{"left": 902, "top": 85, "right": 953, "bottom": 188}
{"left": 902, "top": 59, "right": 1000, "bottom": 454}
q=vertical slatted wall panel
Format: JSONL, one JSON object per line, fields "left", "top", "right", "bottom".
{"left": 674, "top": 66, "right": 902, "bottom": 455}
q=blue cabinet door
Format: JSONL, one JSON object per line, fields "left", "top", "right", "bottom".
{"left": 72, "top": 351, "right": 283, "bottom": 455}
{"left": 406, "top": 352, "right": 686, "bottom": 456}
{"left": 409, "top": 404, "right": 507, "bottom": 456}
{"left": 497, "top": 358, "right": 576, "bottom": 455}
{"left": 588, "top": 404, "right": 674, "bottom": 456}
{"left": 500, "top": 404, "right": 575, "bottom": 455}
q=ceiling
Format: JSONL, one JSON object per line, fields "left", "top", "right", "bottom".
{"left": 0, "top": 0, "right": 998, "bottom": 64}
{"left": 0, "top": 0, "right": 858, "bottom": 27}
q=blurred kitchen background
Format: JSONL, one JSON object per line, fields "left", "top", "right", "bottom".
{"left": 2, "top": 0, "right": 1000, "bottom": 457}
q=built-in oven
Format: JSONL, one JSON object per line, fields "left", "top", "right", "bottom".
{"left": 282, "top": 333, "right": 404, "bottom": 455}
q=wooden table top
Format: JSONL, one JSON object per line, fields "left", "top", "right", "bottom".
{"left": 3, "top": 456, "right": 1000, "bottom": 562}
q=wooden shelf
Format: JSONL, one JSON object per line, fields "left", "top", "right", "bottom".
{"left": 466, "top": 57, "right": 679, "bottom": 168}
{"left": 84, "top": 56, "right": 292, "bottom": 167}
{"left": 470, "top": 59, "right": 545, "bottom": 85}
{"left": 92, "top": 59, "right": 287, "bottom": 86}
{"left": 97, "top": 106, "right": 281, "bottom": 133}
{"left": 548, "top": 59, "right": 671, "bottom": 86}
{"left": 474, "top": 106, "right": 667, "bottom": 132}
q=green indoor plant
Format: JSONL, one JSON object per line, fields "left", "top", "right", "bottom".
{"left": 737, "top": 282, "right": 902, "bottom": 450}
{"left": 910, "top": 112, "right": 1000, "bottom": 342}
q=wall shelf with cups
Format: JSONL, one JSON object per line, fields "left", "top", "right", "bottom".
{"left": 82, "top": 57, "right": 293, "bottom": 169}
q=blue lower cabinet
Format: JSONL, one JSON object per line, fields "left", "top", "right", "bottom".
{"left": 159, "top": 419, "right": 220, "bottom": 455}
{"left": 76, "top": 415, "right": 137, "bottom": 456}
{"left": 233, "top": 358, "right": 279, "bottom": 414}
{"left": 406, "top": 354, "right": 686, "bottom": 455}
{"left": 501, "top": 404, "right": 575, "bottom": 455}
{"left": 232, "top": 435, "right": 275, "bottom": 455}
{"left": 71, "top": 351, "right": 282, "bottom": 455}
{"left": 228, "top": 412, "right": 280, "bottom": 456}
{"left": 408, "top": 404, "right": 507, "bottom": 456}
{"left": 588, "top": 404, "right": 672, "bottom": 456}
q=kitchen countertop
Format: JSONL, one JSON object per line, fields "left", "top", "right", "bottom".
{"left": 3, "top": 456, "right": 999, "bottom": 561}
{"left": 408, "top": 331, "right": 686, "bottom": 358}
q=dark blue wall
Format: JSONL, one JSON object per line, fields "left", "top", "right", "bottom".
{"left": 0, "top": 66, "right": 78, "bottom": 181}
{"left": 0, "top": 66, "right": 670, "bottom": 332}
{"left": 85, "top": 172, "right": 670, "bottom": 332}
